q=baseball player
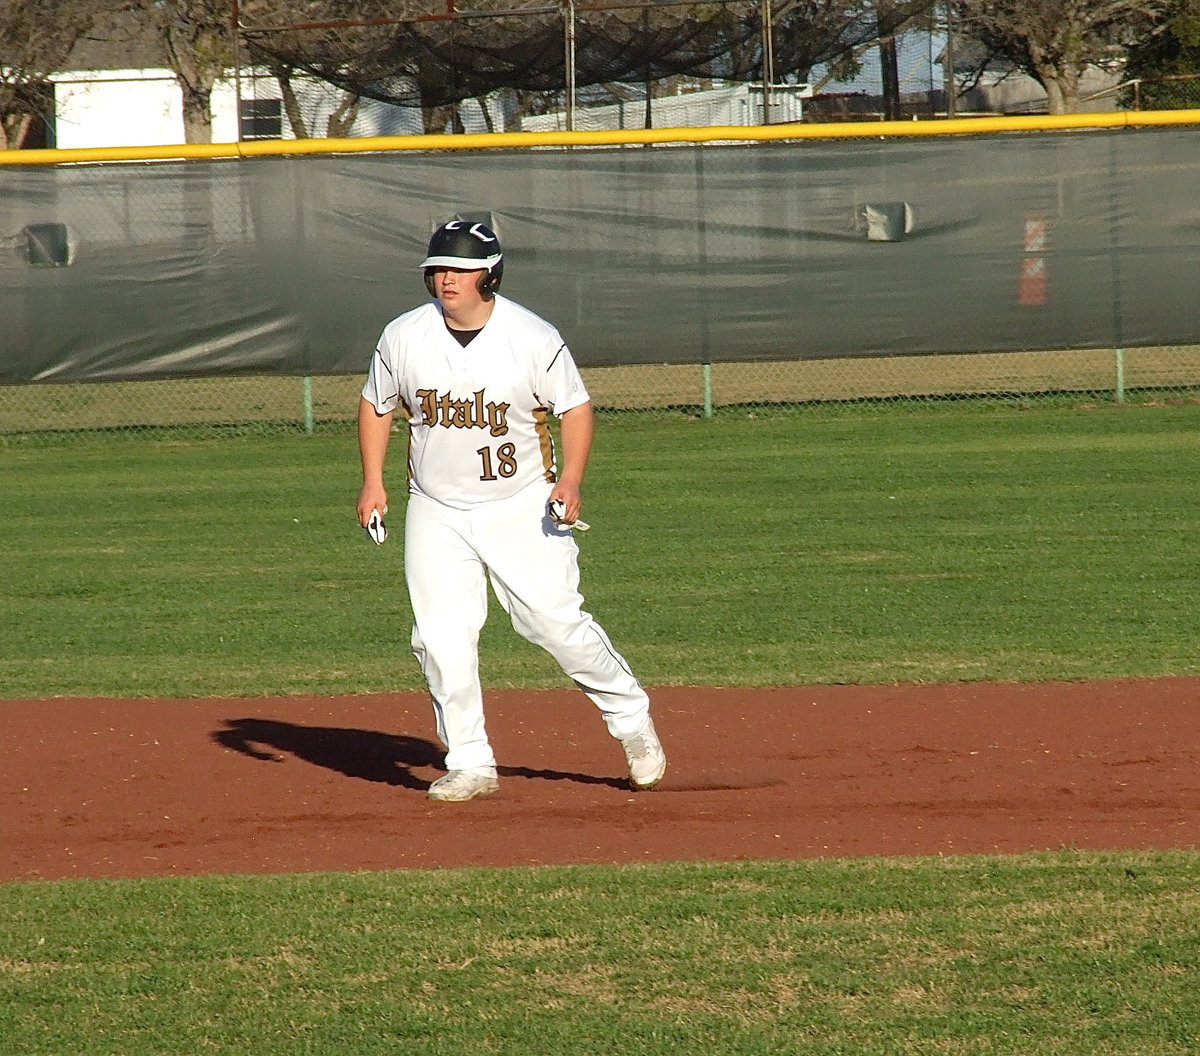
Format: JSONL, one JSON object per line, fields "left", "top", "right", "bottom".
{"left": 357, "top": 219, "right": 667, "bottom": 802}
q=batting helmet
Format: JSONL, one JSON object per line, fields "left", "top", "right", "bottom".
{"left": 421, "top": 220, "right": 504, "bottom": 300}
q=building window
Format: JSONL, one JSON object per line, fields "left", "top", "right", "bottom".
{"left": 240, "top": 98, "right": 283, "bottom": 140}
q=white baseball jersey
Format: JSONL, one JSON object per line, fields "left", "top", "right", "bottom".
{"left": 362, "top": 294, "right": 591, "bottom": 510}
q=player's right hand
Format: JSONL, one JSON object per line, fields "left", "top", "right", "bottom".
{"left": 357, "top": 485, "right": 388, "bottom": 529}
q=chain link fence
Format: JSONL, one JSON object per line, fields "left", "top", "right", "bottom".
{"left": 6, "top": 109, "right": 1200, "bottom": 442}
{"left": 1121, "top": 74, "right": 1200, "bottom": 111}
{"left": 2, "top": 345, "right": 1197, "bottom": 442}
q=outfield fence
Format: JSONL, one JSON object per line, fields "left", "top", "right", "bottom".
{"left": 4, "top": 111, "right": 1200, "bottom": 439}
{"left": 2, "top": 345, "right": 1197, "bottom": 441}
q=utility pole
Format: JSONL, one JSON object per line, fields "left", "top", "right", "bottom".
{"left": 761, "top": 0, "right": 775, "bottom": 123}
{"left": 944, "top": 0, "right": 957, "bottom": 117}
{"left": 563, "top": 0, "right": 576, "bottom": 131}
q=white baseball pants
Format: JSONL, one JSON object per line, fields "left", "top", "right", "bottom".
{"left": 404, "top": 483, "right": 652, "bottom": 772}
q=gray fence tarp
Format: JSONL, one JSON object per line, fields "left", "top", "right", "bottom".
{"left": 1, "top": 127, "right": 1196, "bottom": 385}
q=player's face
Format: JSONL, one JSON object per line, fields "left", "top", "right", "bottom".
{"left": 430, "top": 266, "right": 488, "bottom": 312}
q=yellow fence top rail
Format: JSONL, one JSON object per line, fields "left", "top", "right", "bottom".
{"left": 3, "top": 108, "right": 1200, "bottom": 167}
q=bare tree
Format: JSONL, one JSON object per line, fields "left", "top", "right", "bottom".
{"left": 0, "top": 0, "right": 109, "bottom": 148}
{"left": 258, "top": 56, "right": 363, "bottom": 138}
{"left": 240, "top": 0, "right": 426, "bottom": 135}
{"left": 324, "top": 86, "right": 360, "bottom": 135}
{"left": 1123, "top": 0, "right": 1200, "bottom": 107}
{"left": 952, "top": 0, "right": 1181, "bottom": 114}
{"left": 135, "top": 0, "right": 234, "bottom": 143}
{"left": 877, "top": 13, "right": 902, "bottom": 119}
{"left": 231, "top": 0, "right": 947, "bottom": 133}
{"left": 264, "top": 60, "right": 311, "bottom": 136}
{"left": 238, "top": 0, "right": 947, "bottom": 132}
{"left": 770, "top": 0, "right": 935, "bottom": 81}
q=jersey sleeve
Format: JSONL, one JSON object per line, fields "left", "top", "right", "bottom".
{"left": 539, "top": 337, "right": 590, "bottom": 416}
{"left": 361, "top": 334, "right": 401, "bottom": 415}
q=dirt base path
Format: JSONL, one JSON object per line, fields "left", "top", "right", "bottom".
{"left": 3, "top": 678, "right": 1199, "bottom": 882}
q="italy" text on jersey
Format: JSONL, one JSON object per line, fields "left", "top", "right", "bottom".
{"left": 415, "top": 389, "right": 511, "bottom": 437}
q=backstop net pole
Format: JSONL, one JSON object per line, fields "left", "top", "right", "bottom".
{"left": 563, "top": 0, "right": 577, "bottom": 131}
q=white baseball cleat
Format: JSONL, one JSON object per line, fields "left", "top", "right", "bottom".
{"left": 427, "top": 768, "right": 500, "bottom": 802}
{"left": 620, "top": 718, "right": 667, "bottom": 790}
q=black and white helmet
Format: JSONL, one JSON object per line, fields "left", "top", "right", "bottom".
{"left": 421, "top": 219, "right": 504, "bottom": 299}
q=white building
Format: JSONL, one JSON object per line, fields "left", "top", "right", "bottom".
{"left": 36, "top": 12, "right": 427, "bottom": 149}
{"left": 28, "top": 20, "right": 1121, "bottom": 151}
{"left": 47, "top": 66, "right": 433, "bottom": 149}
{"left": 521, "top": 83, "right": 811, "bottom": 132}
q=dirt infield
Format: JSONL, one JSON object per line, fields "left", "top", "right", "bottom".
{"left": 3, "top": 677, "right": 1199, "bottom": 882}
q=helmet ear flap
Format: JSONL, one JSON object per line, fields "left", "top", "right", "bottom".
{"left": 424, "top": 269, "right": 437, "bottom": 298}
{"left": 478, "top": 260, "right": 503, "bottom": 300}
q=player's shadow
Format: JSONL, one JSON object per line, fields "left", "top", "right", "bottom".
{"left": 212, "top": 718, "right": 440, "bottom": 791}
{"left": 212, "top": 718, "right": 628, "bottom": 790}
{"left": 498, "top": 764, "right": 627, "bottom": 790}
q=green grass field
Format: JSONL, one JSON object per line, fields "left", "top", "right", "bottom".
{"left": 3, "top": 401, "right": 1199, "bottom": 1054}
{"left": 3, "top": 852, "right": 1198, "bottom": 1054}
{"left": 1, "top": 402, "right": 1198, "bottom": 698}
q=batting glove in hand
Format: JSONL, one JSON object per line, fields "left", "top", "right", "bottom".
{"left": 365, "top": 509, "right": 388, "bottom": 545}
{"left": 548, "top": 498, "right": 590, "bottom": 532}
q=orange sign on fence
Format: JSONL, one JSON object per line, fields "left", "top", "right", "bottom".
{"left": 1019, "top": 213, "right": 1047, "bottom": 306}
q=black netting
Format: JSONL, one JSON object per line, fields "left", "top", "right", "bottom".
{"left": 241, "top": 1, "right": 930, "bottom": 110}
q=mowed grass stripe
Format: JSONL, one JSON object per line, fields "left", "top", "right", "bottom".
{"left": 1, "top": 851, "right": 1197, "bottom": 1055}
{"left": 0, "top": 402, "right": 1197, "bottom": 698}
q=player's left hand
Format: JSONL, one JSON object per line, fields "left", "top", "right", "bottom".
{"left": 549, "top": 485, "right": 581, "bottom": 525}
{"left": 548, "top": 492, "right": 589, "bottom": 531}
{"left": 364, "top": 509, "right": 388, "bottom": 544}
